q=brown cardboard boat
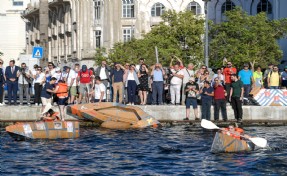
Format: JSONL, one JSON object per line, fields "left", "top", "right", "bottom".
{"left": 211, "top": 132, "right": 255, "bottom": 153}
{"left": 67, "top": 102, "right": 160, "bottom": 129}
{"left": 6, "top": 121, "right": 79, "bottom": 140}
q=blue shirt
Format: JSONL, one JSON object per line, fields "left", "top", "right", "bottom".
{"left": 41, "top": 82, "right": 55, "bottom": 99}
{"left": 153, "top": 69, "right": 163, "bottom": 81}
{"left": 111, "top": 69, "right": 124, "bottom": 83}
{"left": 239, "top": 69, "right": 253, "bottom": 84}
{"left": 201, "top": 86, "right": 214, "bottom": 101}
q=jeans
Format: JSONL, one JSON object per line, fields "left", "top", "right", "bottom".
{"left": 34, "top": 83, "right": 43, "bottom": 104}
{"left": 243, "top": 84, "right": 251, "bottom": 99}
{"left": 0, "top": 83, "right": 3, "bottom": 103}
{"left": 231, "top": 97, "right": 243, "bottom": 120}
{"left": 19, "top": 84, "right": 30, "bottom": 104}
{"left": 170, "top": 84, "right": 181, "bottom": 104}
{"left": 181, "top": 83, "right": 187, "bottom": 105}
{"left": 113, "top": 82, "right": 124, "bottom": 103}
{"left": 127, "top": 80, "right": 137, "bottom": 103}
{"left": 7, "top": 81, "right": 18, "bottom": 103}
{"left": 269, "top": 86, "right": 279, "bottom": 89}
{"left": 201, "top": 99, "right": 212, "bottom": 120}
{"left": 152, "top": 81, "right": 164, "bottom": 104}
{"left": 214, "top": 99, "right": 227, "bottom": 120}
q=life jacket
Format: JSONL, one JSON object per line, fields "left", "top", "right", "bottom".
{"left": 224, "top": 127, "right": 244, "bottom": 139}
{"left": 56, "top": 83, "right": 68, "bottom": 97}
{"left": 44, "top": 112, "right": 60, "bottom": 122}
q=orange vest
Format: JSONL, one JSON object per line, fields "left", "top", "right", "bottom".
{"left": 56, "top": 83, "right": 68, "bottom": 97}
{"left": 224, "top": 127, "right": 244, "bottom": 139}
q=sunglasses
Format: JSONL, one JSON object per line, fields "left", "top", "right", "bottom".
{"left": 227, "top": 64, "right": 231, "bottom": 65}
{"left": 125, "top": 64, "right": 130, "bottom": 66}
{"left": 48, "top": 65, "right": 53, "bottom": 66}
{"left": 201, "top": 67, "right": 206, "bottom": 69}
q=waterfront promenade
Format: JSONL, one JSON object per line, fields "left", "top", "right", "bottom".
{"left": 0, "top": 105, "right": 286, "bottom": 125}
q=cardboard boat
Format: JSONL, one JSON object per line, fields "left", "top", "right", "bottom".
{"left": 6, "top": 121, "right": 79, "bottom": 140}
{"left": 211, "top": 132, "right": 255, "bottom": 153}
{"left": 67, "top": 102, "right": 160, "bottom": 129}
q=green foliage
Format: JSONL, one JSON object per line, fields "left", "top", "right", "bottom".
{"left": 107, "top": 10, "right": 205, "bottom": 66}
{"left": 210, "top": 7, "right": 287, "bottom": 69}
{"left": 94, "top": 47, "right": 107, "bottom": 65}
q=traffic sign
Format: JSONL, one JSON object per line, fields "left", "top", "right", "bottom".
{"left": 32, "top": 46, "right": 43, "bottom": 59}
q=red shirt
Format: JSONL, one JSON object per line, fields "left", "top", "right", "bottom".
{"left": 213, "top": 84, "right": 225, "bottom": 100}
{"left": 78, "top": 70, "right": 93, "bottom": 83}
{"left": 223, "top": 67, "right": 237, "bottom": 84}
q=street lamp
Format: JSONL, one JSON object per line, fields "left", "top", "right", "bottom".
{"left": 202, "top": 0, "right": 211, "bottom": 67}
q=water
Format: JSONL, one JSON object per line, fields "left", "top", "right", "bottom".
{"left": 1, "top": 125, "right": 287, "bottom": 175}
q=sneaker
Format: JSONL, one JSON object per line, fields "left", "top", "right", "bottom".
{"left": 126, "top": 103, "right": 131, "bottom": 105}
{"left": 237, "top": 118, "right": 242, "bottom": 123}
{"left": 223, "top": 119, "right": 228, "bottom": 122}
{"left": 35, "top": 103, "right": 38, "bottom": 106}
{"left": 0, "top": 103, "right": 3, "bottom": 106}
{"left": 183, "top": 118, "right": 189, "bottom": 121}
{"left": 195, "top": 118, "right": 200, "bottom": 121}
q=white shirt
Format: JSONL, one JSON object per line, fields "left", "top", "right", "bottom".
{"left": 99, "top": 67, "right": 107, "bottom": 80}
{"left": 63, "top": 70, "right": 77, "bottom": 86}
{"left": 94, "top": 83, "right": 106, "bottom": 100}
{"left": 170, "top": 69, "right": 184, "bottom": 85}
{"left": 17, "top": 69, "right": 31, "bottom": 84}
{"left": 52, "top": 72, "right": 63, "bottom": 83}
{"left": 182, "top": 68, "right": 195, "bottom": 84}
{"left": 34, "top": 72, "right": 45, "bottom": 83}
{"left": 127, "top": 71, "right": 135, "bottom": 81}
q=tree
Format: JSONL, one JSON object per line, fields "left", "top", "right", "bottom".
{"left": 108, "top": 10, "right": 205, "bottom": 66}
{"left": 210, "top": 7, "right": 287, "bottom": 70}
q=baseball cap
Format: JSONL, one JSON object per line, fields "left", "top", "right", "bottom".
{"left": 82, "top": 65, "right": 87, "bottom": 72}
{"left": 244, "top": 63, "right": 249, "bottom": 67}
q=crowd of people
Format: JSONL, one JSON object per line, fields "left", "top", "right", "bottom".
{"left": 0, "top": 57, "right": 286, "bottom": 122}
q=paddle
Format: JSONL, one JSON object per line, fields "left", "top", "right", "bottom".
{"left": 201, "top": 119, "right": 268, "bottom": 148}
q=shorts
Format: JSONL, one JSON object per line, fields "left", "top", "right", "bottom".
{"left": 41, "top": 97, "right": 52, "bottom": 106}
{"left": 58, "top": 97, "right": 68, "bottom": 105}
{"left": 69, "top": 86, "right": 77, "bottom": 96}
{"left": 186, "top": 97, "right": 198, "bottom": 109}
{"left": 79, "top": 83, "right": 91, "bottom": 94}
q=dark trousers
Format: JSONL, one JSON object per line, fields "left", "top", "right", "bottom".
{"left": 231, "top": 97, "right": 243, "bottom": 120}
{"left": 7, "top": 81, "right": 18, "bottom": 103}
{"left": 0, "top": 83, "right": 3, "bottom": 103}
{"left": 152, "top": 81, "right": 164, "bottom": 104}
{"left": 201, "top": 100, "right": 212, "bottom": 120}
{"left": 34, "top": 83, "right": 42, "bottom": 104}
{"left": 243, "top": 84, "right": 251, "bottom": 99}
{"left": 127, "top": 80, "right": 137, "bottom": 103}
{"left": 225, "top": 83, "right": 231, "bottom": 102}
{"left": 214, "top": 99, "right": 227, "bottom": 120}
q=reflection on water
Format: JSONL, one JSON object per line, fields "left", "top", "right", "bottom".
{"left": 1, "top": 125, "right": 287, "bottom": 175}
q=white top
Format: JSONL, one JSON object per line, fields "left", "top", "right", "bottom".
{"left": 99, "top": 67, "right": 107, "bottom": 80}
{"left": 170, "top": 69, "right": 184, "bottom": 85}
{"left": 34, "top": 72, "right": 45, "bottom": 83}
{"left": 52, "top": 72, "right": 63, "bottom": 83}
{"left": 127, "top": 71, "right": 135, "bottom": 81}
{"left": 94, "top": 83, "right": 106, "bottom": 100}
{"left": 63, "top": 70, "right": 77, "bottom": 86}
{"left": 17, "top": 69, "right": 31, "bottom": 84}
{"left": 182, "top": 68, "right": 195, "bottom": 84}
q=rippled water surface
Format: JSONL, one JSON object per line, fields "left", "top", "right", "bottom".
{"left": 1, "top": 125, "right": 287, "bottom": 175}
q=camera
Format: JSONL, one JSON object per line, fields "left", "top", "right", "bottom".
{"left": 19, "top": 67, "right": 26, "bottom": 74}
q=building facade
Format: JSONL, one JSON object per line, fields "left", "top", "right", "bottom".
{"left": 22, "top": 0, "right": 287, "bottom": 66}
{"left": 0, "top": 0, "right": 30, "bottom": 66}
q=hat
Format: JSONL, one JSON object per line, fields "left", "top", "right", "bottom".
{"left": 189, "top": 77, "right": 195, "bottom": 82}
{"left": 244, "top": 63, "right": 249, "bottom": 67}
{"left": 55, "top": 67, "right": 60, "bottom": 72}
{"left": 82, "top": 65, "right": 87, "bottom": 72}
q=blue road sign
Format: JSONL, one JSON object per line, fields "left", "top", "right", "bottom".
{"left": 32, "top": 47, "right": 43, "bottom": 59}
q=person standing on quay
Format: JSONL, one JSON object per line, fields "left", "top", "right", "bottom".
{"left": 0, "top": 59, "right": 5, "bottom": 106}
{"left": 200, "top": 81, "right": 214, "bottom": 120}
{"left": 223, "top": 61, "right": 237, "bottom": 101}
{"left": 110, "top": 63, "right": 125, "bottom": 103}
{"left": 229, "top": 74, "right": 244, "bottom": 123}
{"left": 5, "top": 60, "right": 19, "bottom": 105}
{"left": 181, "top": 63, "right": 195, "bottom": 105}
{"left": 281, "top": 66, "right": 287, "bottom": 89}
{"left": 169, "top": 64, "right": 184, "bottom": 105}
{"left": 184, "top": 77, "right": 199, "bottom": 121}
{"left": 213, "top": 77, "right": 227, "bottom": 122}
{"left": 238, "top": 63, "right": 253, "bottom": 105}
{"left": 17, "top": 63, "right": 32, "bottom": 106}
{"left": 151, "top": 63, "right": 165, "bottom": 105}
{"left": 268, "top": 65, "right": 281, "bottom": 89}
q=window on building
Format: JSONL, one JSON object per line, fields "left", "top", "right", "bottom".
{"left": 221, "top": 1, "right": 236, "bottom": 14}
{"left": 151, "top": 3, "right": 165, "bottom": 17}
{"left": 94, "top": 0, "right": 101, "bottom": 20}
{"left": 122, "top": 0, "right": 135, "bottom": 18}
{"left": 13, "top": 1, "right": 23, "bottom": 6}
{"left": 257, "top": 0, "right": 272, "bottom": 14}
{"left": 186, "top": 2, "right": 201, "bottom": 15}
{"left": 95, "top": 30, "right": 101, "bottom": 48}
{"left": 123, "top": 27, "right": 134, "bottom": 42}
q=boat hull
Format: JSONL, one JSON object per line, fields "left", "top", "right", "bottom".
{"left": 6, "top": 121, "right": 79, "bottom": 140}
{"left": 211, "top": 132, "right": 255, "bottom": 153}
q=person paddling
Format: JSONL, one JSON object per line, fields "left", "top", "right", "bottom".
{"left": 221, "top": 123, "right": 250, "bottom": 139}
{"left": 41, "top": 109, "right": 60, "bottom": 122}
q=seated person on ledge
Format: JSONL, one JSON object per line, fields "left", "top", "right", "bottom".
{"left": 41, "top": 109, "right": 60, "bottom": 122}
{"left": 222, "top": 123, "right": 251, "bottom": 139}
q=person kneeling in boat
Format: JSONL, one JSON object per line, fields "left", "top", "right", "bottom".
{"left": 54, "top": 80, "right": 68, "bottom": 121}
{"left": 41, "top": 109, "right": 60, "bottom": 122}
{"left": 222, "top": 123, "right": 251, "bottom": 139}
